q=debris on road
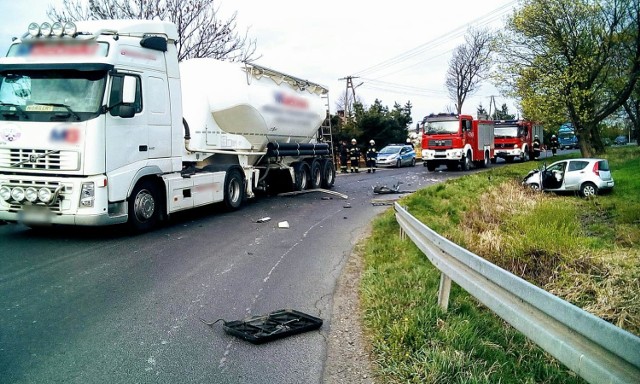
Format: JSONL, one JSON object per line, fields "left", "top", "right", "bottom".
{"left": 278, "top": 221, "right": 290, "bottom": 229}
{"left": 372, "top": 182, "right": 415, "bottom": 195}
{"left": 371, "top": 199, "right": 397, "bottom": 206}
{"left": 256, "top": 217, "right": 271, "bottom": 223}
{"left": 201, "top": 309, "right": 323, "bottom": 344}
{"left": 278, "top": 189, "right": 348, "bottom": 200}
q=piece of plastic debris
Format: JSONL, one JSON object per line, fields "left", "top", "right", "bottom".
{"left": 257, "top": 217, "right": 271, "bottom": 223}
{"left": 201, "top": 309, "right": 323, "bottom": 344}
{"left": 278, "top": 221, "right": 290, "bottom": 228}
{"left": 343, "top": 204, "right": 352, "bottom": 208}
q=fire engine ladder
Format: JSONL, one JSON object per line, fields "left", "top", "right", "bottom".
{"left": 318, "top": 93, "right": 334, "bottom": 157}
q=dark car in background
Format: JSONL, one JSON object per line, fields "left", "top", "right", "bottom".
{"left": 614, "top": 136, "right": 628, "bottom": 145}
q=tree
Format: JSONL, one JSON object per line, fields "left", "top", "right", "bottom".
{"left": 446, "top": 28, "right": 494, "bottom": 115}
{"left": 47, "top": 0, "right": 258, "bottom": 62}
{"left": 497, "top": 0, "right": 640, "bottom": 156}
{"left": 622, "top": 86, "right": 640, "bottom": 145}
{"left": 477, "top": 103, "right": 489, "bottom": 119}
{"left": 342, "top": 100, "right": 411, "bottom": 148}
{"left": 493, "top": 103, "right": 516, "bottom": 120}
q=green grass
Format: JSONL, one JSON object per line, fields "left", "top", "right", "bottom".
{"left": 360, "top": 146, "right": 639, "bottom": 383}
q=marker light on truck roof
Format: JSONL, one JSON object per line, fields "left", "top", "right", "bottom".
{"left": 40, "top": 22, "right": 53, "bottom": 37}
{"left": 28, "top": 22, "right": 40, "bottom": 37}
{"left": 64, "top": 22, "right": 77, "bottom": 37}
{"left": 52, "top": 22, "right": 64, "bottom": 37}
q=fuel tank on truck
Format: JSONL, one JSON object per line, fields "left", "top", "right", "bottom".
{"left": 179, "top": 59, "right": 328, "bottom": 160}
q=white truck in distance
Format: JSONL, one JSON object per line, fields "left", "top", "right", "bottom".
{"left": 0, "top": 20, "right": 335, "bottom": 231}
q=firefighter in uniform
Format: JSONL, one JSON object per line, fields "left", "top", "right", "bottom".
{"left": 366, "top": 140, "right": 377, "bottom": 173}
{"left": 550, "top": 134, "right": 559, "bottom": 156}
{"left": 338, "top": 140, "right": 349, "bottom": 173}
{"left": 532, "top": 135, "right": 541, "bottom": 159}
{"left": 348, "top": 138, "right": 360, "bottom": 173}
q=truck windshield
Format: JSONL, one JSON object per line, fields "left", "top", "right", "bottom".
{"left": 424, "top": 120, "right": 459, "bottom": 134}
{"left": 0, "top": 70, "right": 107, "bottom": 122}
{"left": 494, "top": 126, "right": 519, "bottom": 138}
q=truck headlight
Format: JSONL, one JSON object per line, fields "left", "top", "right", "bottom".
{"left": 25, "top": 187, "right": 38, "bottom": 202}
{"left": 0, "top": 186, "right": 11, "bottom": 201}
{"left": 514, "top": 144, "right": 518, "bottom": 148}
{"left": 80, "top": 182, "right": 95, "bottom": 207}
{"left": 11, "top": 187, "right": 25, "bottom": 202}
{"left": 38, "top": 188, "right": 52, "bottom": 203}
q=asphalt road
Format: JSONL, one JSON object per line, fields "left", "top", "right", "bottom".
{"left": 0, "top": 157, "right": 542, "bottom": 384}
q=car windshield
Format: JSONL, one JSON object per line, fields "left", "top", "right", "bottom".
{"left": 380, "top": 146, "right": 402, "bottom": 154}
{"left": 0, "top": 70, "right": 107, "bottom": 122}
{"left": 424, "top": 120, "right": 459, "bottom": 134}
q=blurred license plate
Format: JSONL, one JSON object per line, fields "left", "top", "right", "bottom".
{"left": 18, "top": 205, "right": 53, "bottom": 224}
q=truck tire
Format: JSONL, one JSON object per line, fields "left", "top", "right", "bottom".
{"left": 462, "top": 153, "right": 472, "bottom": 171}
{"left": 321, "top": 159, "right": 336, "bottom": 189}
{"left": 128, "top": 179, "right": 161, "bottom": 232}
{"left": 521, "top": 147, "right": 529, "bottom": 162}
{"left": 309, "top": 159, "right": 322, "bottom": 189}
{"left": 426, "top": 162, "right": 436, "bottom": 171}
{"left": 293, "top": 162, "right": 310, "bottom": 191}
{"left": 223, "top": 169, "right": 244, "bottom": 210}
{"left": 482, "top": 151, "right": 490, "bottom": 168}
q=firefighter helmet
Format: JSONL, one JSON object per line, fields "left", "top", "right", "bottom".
{"left": 351, "top": 138, "right": 356, "bottom": 144}
{"left": 369, "top": 140, "right": 375, "bottom": 145}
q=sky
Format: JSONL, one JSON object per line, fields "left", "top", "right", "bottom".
{"left": 0, "top": 0, "right": 520, "bottom": 127}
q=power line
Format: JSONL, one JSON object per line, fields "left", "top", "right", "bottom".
{"left": 352, "top": 1, "right": 517, "bottom": 78}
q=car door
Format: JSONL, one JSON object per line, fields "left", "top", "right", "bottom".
{"left": 564, "top": 160, "right": 589, "bottom": 190}
{"left": 542, "top": 161, "right": 567, "bottom": 190}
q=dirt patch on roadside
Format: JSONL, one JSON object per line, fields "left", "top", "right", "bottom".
{"left": 323, "top": 239, "right": 376, "bottom": 384}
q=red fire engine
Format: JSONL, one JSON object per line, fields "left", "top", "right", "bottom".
{"left": 493, "top": 120, "right": 543, "bottom": 163}
{"left": 420, "top": 113, "right": 494, "bottom": 171}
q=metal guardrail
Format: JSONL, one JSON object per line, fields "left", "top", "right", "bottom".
{"left": 394, "top": 203, "right": 640, "bottom": 384}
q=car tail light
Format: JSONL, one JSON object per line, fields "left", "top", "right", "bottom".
{"left": 592, "top": 161, "right": 600, "bottom": 176}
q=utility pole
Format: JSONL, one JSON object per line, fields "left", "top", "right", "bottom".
{"left": 488, "top": 95, "right": 498, "bottom": 120}
{"left": 338, "top": 76, "right": 359, "bottom": 120}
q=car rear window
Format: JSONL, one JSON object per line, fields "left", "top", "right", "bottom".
{"left": 597, "top": 160, "right": 610, "bottom": 171}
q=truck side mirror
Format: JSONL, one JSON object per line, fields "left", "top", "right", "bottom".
{"left": 122, "top": 76, "right": 137, "bottom": 104}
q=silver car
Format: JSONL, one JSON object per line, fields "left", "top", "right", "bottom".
{"left": 522, "top": 158, "right": 614, "bottom": 197}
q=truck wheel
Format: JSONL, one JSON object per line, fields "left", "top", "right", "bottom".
{"left": 522, "top": 150, "right": 530, "bottom": 162}
{"left": 426, "top": 162, "right": 436, "bottom": 171}
{"left": 482, "top": 151, "right": 490, "bottom": 168}
{"left": 223, "top": 169, "right": 244, "bottom": 210}
{"left": 462, "top": 153, "right": 472, "bottom": 171}
{"left": 309, "top": 160, "right": 322, "bottom": 189}
{"left": 321, "top": 159, "right": 336, "bottom": 189}
{"left": 128, "top": 179, "right": 161, "bottom": 232}
{"left": 293, "top": 162, "right": 310, "bottom": 191}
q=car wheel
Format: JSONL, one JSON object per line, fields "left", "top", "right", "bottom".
{"left": 396, "top": 159, "right": 402, "bottom": 168}
{"left": 580, "top": 182, "right": 598, "bottom": 197}
{"left": 529, "top": 183, "right": 541, "bottom": 191}
{"left": 411, "top": 158, "right": 416, "bottom": 167}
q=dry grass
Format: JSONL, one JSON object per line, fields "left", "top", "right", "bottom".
{"left": 455, "top": 180, "right": 640, "bottom": 336}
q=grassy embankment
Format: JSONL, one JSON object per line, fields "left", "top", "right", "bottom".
{"left": 360, "top": 146, "right": 639, "bottom": 383}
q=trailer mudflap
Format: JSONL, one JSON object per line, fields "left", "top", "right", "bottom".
{"left": 219, "top": 309, "right": 323, "bottom": 344}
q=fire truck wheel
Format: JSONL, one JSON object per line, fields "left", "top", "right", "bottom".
{"left": 522, "top": 149, "right": 530, "bottom": 162}
{"left": 426, "top": 162, "right": 436, "bottom": 171}
{"left": 483, "top": 151, "right": 490, "bottom": 167}
{"left": 128, "top": 179, "right": 161, "bottom": 232}
{"left": 321, "top": 159, "right": 336, "bottom": 189}
{"left": 223, "top": 169, "right": 245, "bottom": 210}
{"left": 462, "top": 153, "right": 472, "bottom": 171}
{"left": 309, "top": 160, "right": 322, "bottom": 189}
{"left": 293, "top": 162, "right": 310, "bottom": 191}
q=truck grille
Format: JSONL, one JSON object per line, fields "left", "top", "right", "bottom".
{"left": 0, "top": 148, "right": 80, "bottom": 171}
{"left": 428, "top": 140, "right": 452, "bottom": 147}
{"left": 3, "top": 180, "right": 73, "bottom": 214}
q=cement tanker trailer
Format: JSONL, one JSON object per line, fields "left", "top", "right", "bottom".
{"left": 0, "top": 20, "right": 334, "bottom": 232}
{"left": 180, "top": 58, "right": 335, "bottom": 194}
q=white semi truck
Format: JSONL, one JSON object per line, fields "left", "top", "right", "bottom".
{"left": 0, "top": 20, "right": 335, "bottom": 231}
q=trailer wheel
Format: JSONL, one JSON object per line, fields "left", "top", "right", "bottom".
{"left": 223, "top": 169, "right": 244, "bottom": 210}
{"left": 128, "top": 179, "right": 161, "bottom": 232}
{"left": 293, "top": 162, "right": 310, "bottom": 191}
{"left": 321, "top": 159, "right": 336, "bottom": 189}
{"left": 309, "top": 160, "right": 323, "bottom": 189}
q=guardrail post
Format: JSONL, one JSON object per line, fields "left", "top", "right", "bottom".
{"left": 438, "top": 273, "right": 452, "bottom": 312}
{"left": 399, "top": 226, "right": 406, "bottom": 240}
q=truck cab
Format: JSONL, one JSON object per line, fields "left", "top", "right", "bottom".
{"left": 420, "top": 113, "right": 494, "bottom": 171}
{"left": 493, "top": 120, "right": 543, "bottom": 163}
{"left": 0, "top": 20, "right": 182, "bottom": 228}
